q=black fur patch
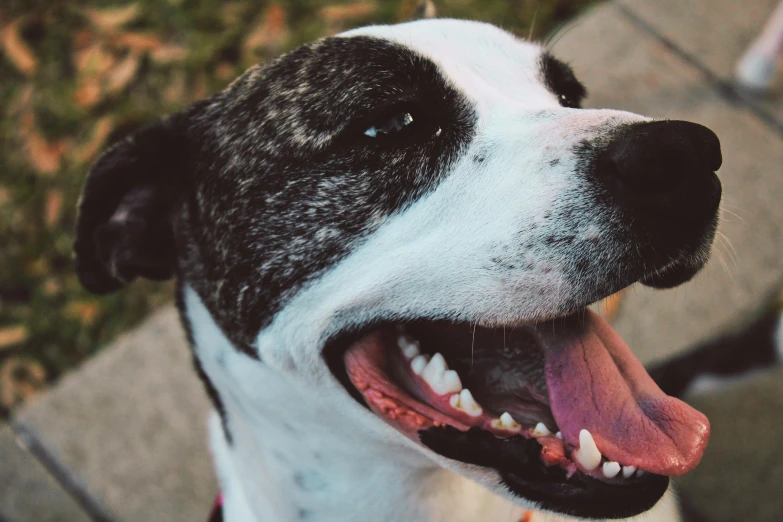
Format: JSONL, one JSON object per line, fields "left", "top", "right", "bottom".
{"left": 75, "top": 35, "right": 477, "bottom": 352}
{"left": 539, "top": 52, "right": 587, "bottom": 109}
{"left": 177, "top": 36, "right": 477, "bottom": 348}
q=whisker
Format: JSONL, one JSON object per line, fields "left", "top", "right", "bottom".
{"left": 528, "top": 2, "right": 541, "bottom": 41}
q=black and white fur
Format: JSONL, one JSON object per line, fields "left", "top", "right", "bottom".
{"left": 74, "top": 16, "right": 783, "bottom": 522}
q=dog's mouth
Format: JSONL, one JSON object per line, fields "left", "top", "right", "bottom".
{"left": 327, "top": 309, "right": 709, "bottom": 519}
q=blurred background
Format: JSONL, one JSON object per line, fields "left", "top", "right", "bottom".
{"left": 0, "top": 0, "right": 593, "bottom": 415}
{"left": 2, "top": 1, "right": 783, "bottom": 521}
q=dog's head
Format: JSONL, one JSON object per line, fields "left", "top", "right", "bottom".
{"left": 74, "top": 19, "right": 721, "bottom": 520}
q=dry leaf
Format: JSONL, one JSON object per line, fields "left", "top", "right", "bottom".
{"left": 0, "top": 326, "right": 28, "bottom": 350}
{"left": 0, "top": 357, "right": 46, "bottom": 410}
{"left": 66, "top": 301, "right": 100, "bottom": 326}
{"left": 150, "top": 43, "right": 188, "bottom": 64}
{"left": 82, "top": 4, "right": 141, "bottom": 33}
{"left": 106, "top": 52, "right": 140, "bottom": 94}
{"left": 1, "top": 18, "right": 37, "bottom": 77}
{"left": 320, "top": 2, "right": 377, "bottom": 23}
{"left": 21, "top": 112, "right": 67, "bottom": 175}
{"left": 243, "top": 4, "right": 288, "bottom": 57}
{"left": 44, "top": 190, "right": 63, "bottom": 226}
{"left": 113, "top": 31, "right": 161, "bottom": 52}
{"left": 72, "top": 116, "right": 114, "bottom": 164}
{"left": 74, "top": 77, "right": 103, "bottom": 108}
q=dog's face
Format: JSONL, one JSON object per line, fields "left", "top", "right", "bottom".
{"left": 75, "top": 19, "right": 722, "bottom": 520}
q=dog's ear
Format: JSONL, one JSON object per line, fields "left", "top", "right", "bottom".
{"left": 74, "top": 115, "right": 188, "bottom": 294}
{"left": 413, "top": 0, "right": 437, "bottom": 20}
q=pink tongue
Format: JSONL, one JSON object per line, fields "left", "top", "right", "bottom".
{"left": 538, "top": 309, "right": 709, "bottom": 476}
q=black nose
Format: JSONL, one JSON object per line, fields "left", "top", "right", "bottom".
{"left": 597, "top": 120, "right": 722, "bottom": 221}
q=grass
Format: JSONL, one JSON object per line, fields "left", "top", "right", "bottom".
{"left": 0, "top": 0, "right": 596, "bottom": 414}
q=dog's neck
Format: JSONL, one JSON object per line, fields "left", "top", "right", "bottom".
{"left": 184, "top": 285, "right": 526, "bottom": 522}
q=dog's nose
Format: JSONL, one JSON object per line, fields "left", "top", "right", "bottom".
{"left": 600, "top": 120, "right": 722, "bottom": 213}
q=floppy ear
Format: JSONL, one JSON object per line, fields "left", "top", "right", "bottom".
{"left": 413, "top": 0, "right": 437, "bottom": 20}
{"left": 74, "top": 115, "right": 188, "bottom": 294}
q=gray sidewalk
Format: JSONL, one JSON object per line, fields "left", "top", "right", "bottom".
{"left": 3, "top": 0, "right": 783, "bottom": 521}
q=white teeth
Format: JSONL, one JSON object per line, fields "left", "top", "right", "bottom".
{"left": 422, "top": 353, "right": 446, "bottom": 379}
{"left": 622, "top": 465, "right": 637, "bottom": 479}
{"left": 420, "top": 353, "right": 462, "bottom": 394}
{"left": 398, "top": 335, "right": 420, "bottom": 359}
{"left": 575, "top": 429, "right": 602, "bottom": 471}
{"left": 411, "top": 355, "right": 428, "bottom": 375}
{"left": 636, "top": 469, "right": 645, "bottom": 477}
{"left": 531, "top": 423, "right": 552, "bottom": 437}
{"left": 555, "top": 431, "right": 563, "bottom": 440}
{"left": 449, "top": 389, "right": 482, "bottom": 417}
{"left": 491, "top": 412, "right": 521, "bottom": 432}
{"left": 440, "top": 370, "right": 463, "bottom": 394}
{"left": 602, "top": 461, "right": 621, "bottom": 478}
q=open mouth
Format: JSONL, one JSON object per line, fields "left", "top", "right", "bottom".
{"left": 326, "top": 309, "right": 710, "bottom": 519}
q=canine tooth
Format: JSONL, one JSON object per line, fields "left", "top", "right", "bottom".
{"left": 532, "top": 423, "right": 552, "bottom": 437}
{"left": 456, "top": 389, "right": 482, "bottom": 416}
{"left": 555, "top": 431, "right": 563, "bottom": 440}
{"left": 622, "top": 465, "right": 637, "bottom": 479}
{"left": 411, "top": 355, "right": 428, "bottom": 375}
{"left": 492, "top": 412, "right": 521, "bottom": 432}
{"left": 398, "top": 335, "right": 420, "bottom": 359}
{"left": 602, "top": 461, "right": 621, "bottom": 478}
{"left": 576, "top": 429, "right": 602, "bottom": 471}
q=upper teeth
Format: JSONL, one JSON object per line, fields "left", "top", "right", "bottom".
{"left": 398, "top": 335, "right": 420, "bottom": 359}
{"left": 449, "top": 388, "right": 482, "bottom": 417}
{"left": 411, "top": 355, "right": 428, "bottom": 375}
{"left": 575, "top": 429, "right": 602, "bottom": 471}
{"left": 491, "top": 412, "right": 521, "bottom": 432}
{"left": 420, "top": 353, "right": 462, "bottom": 395}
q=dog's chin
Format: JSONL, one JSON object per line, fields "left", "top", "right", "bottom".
{"left": 325, "top": 301, "right": 710, "bottom": 520}
{"left": 640, "top": 258, "right": 704, "bottom": 289}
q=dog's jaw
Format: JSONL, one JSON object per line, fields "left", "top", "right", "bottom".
{"left": 184, "top": 285, "right": 531, "bottom": 522}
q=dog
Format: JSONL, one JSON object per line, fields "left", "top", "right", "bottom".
{"left": 73, "top": 13, "right": 783, "bottom": 522}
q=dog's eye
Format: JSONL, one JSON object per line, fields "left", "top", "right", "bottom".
{"left": 360, "top": 103, "right": 437, "bottom": 142}
{"left": 558, "top": 93, "right": 581, "bottom": 109}
{"left": 364, "top": 111, "right": 415, "bottom": 138}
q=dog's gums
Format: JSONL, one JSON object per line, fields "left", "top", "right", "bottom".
{"left": 337, "top": 309, "right": 709, "bottom": 516}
